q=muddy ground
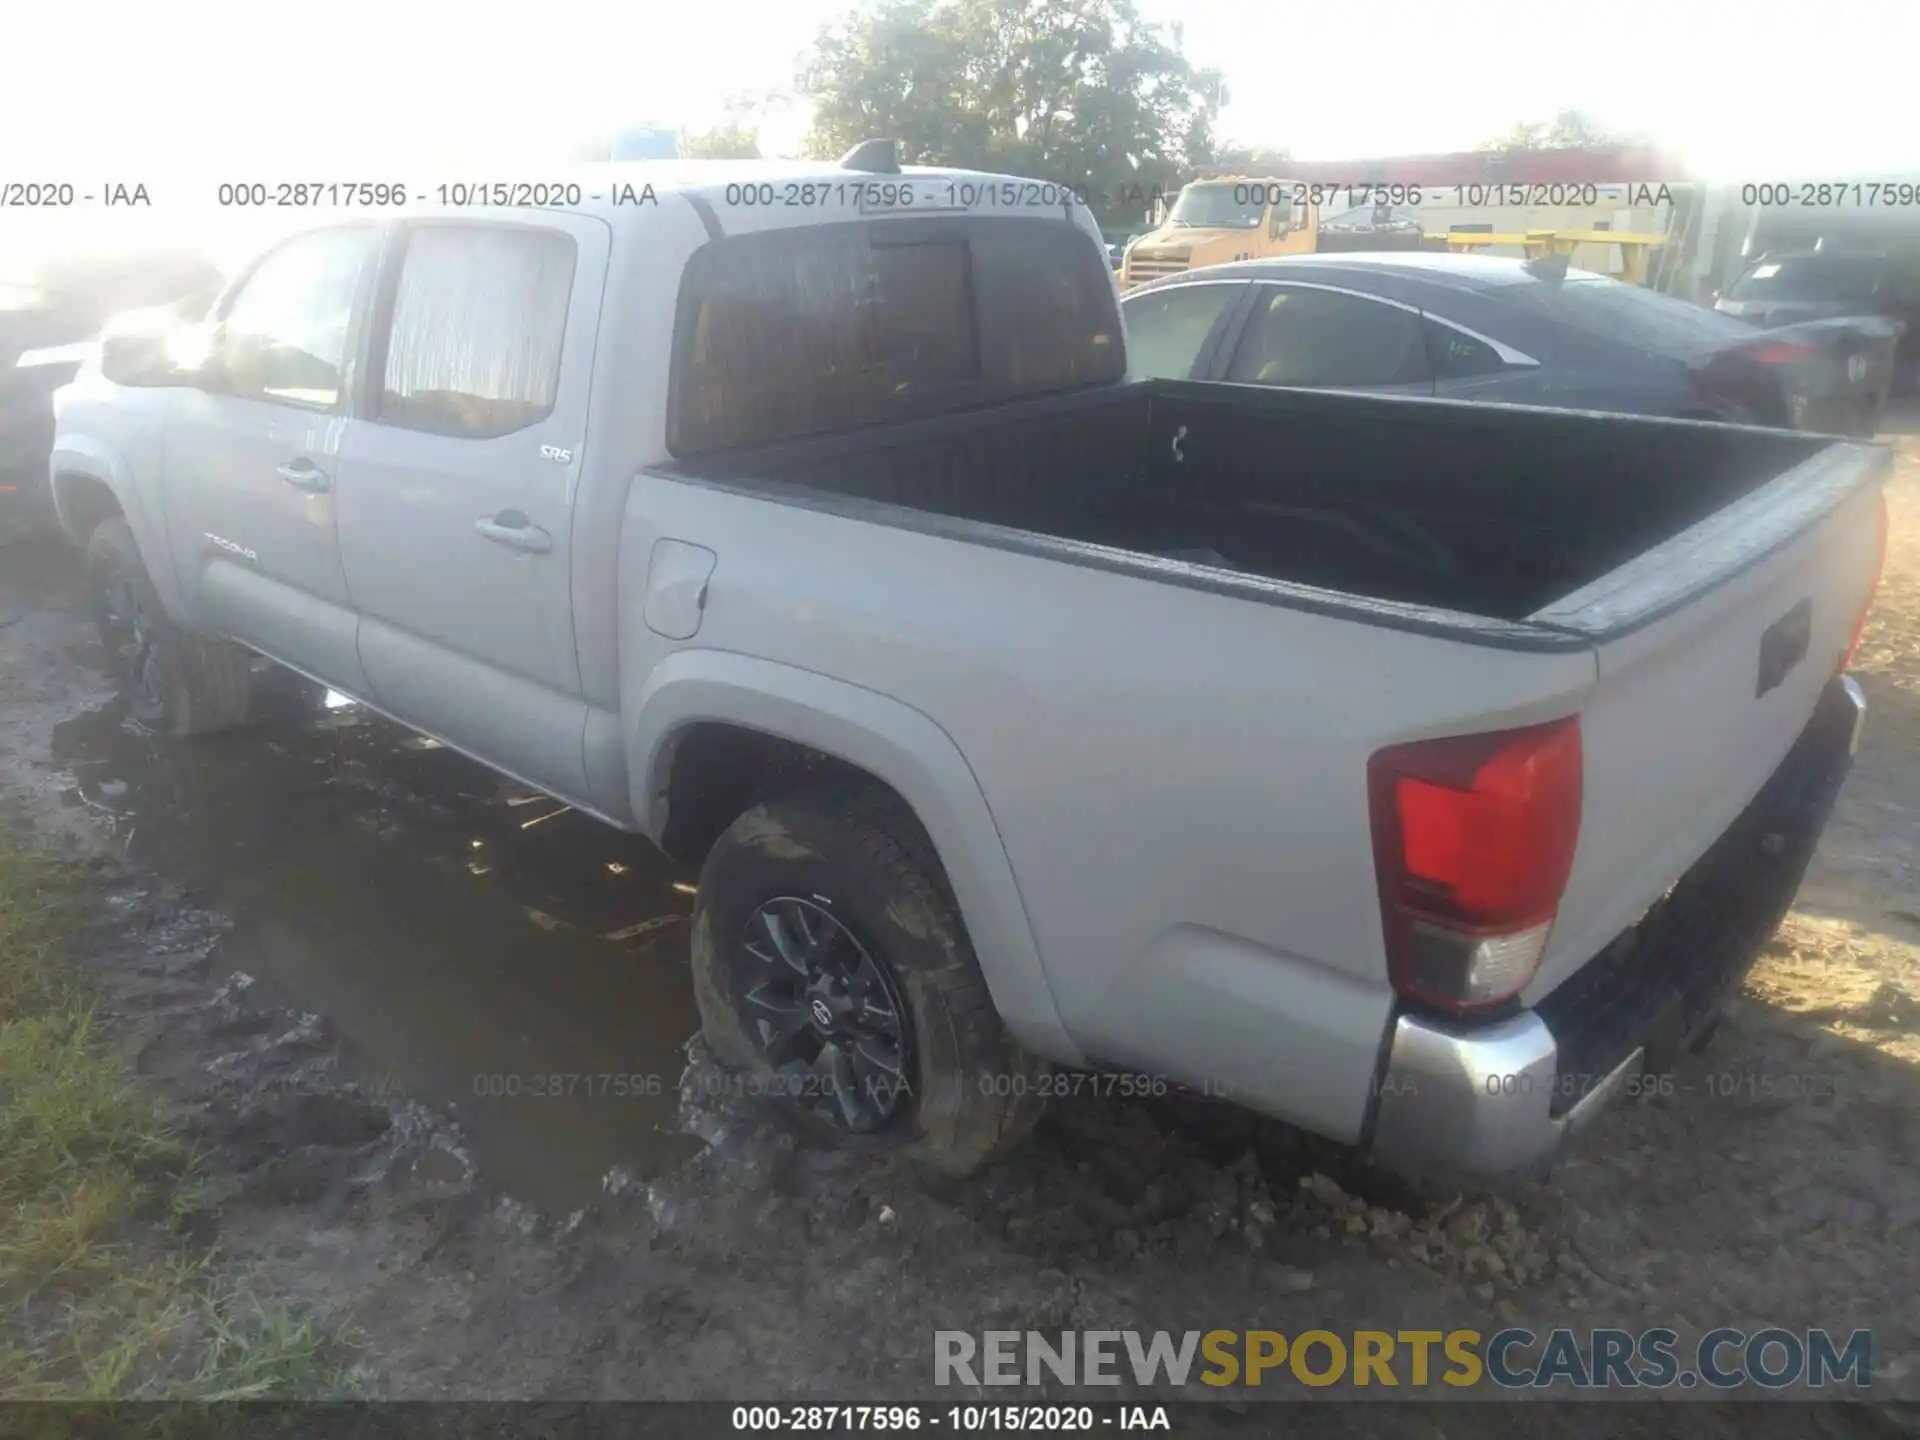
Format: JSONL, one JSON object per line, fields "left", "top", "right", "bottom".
{"left": 2, "top": 444, "right": 1918, "bottom": 1435}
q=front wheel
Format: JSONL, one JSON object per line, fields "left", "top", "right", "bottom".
{"left": 85, "top": 517, "right": 255, "bottom": 736}
{"left": 691, "top": 782, "right": 1046, "bottom": 1174}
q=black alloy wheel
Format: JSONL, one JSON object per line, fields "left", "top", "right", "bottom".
{"left": 691, "top": 781, "right": 1049, "bottom": 1173}
{"left": 730, "top": 894, "right": 914, "bottom": 1133}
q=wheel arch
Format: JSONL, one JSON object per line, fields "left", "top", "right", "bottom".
{"left": 629, "top": 649, "right": 1081, "bottom": 1064}
{"left": 50, "top": 440, "right": 190, "bottom": 624}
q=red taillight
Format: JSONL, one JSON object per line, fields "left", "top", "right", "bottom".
{"left": 1749, "top": 341, "right": 1820, "bottom": 366}
{"left": 1369, "top": 717, "right": 1583, "bottom": 1013}
{"left": 1841, "top": 488, "right": 1890, "bottom": 672}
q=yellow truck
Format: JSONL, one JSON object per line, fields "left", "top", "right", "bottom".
{"left": 1118, "top": 176, "right": 1671, "bottom": 289}
{"left": 1118, "top": 177, "right": 1415, "bottom": 287}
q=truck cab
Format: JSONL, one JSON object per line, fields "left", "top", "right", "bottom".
{"left": 1119, "top": 177, "right": 1431, "bottom": 288}
{"left": 1120, "top": 177, "right": 1318, "bottom": 287}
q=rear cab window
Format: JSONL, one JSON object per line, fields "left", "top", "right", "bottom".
{"left": 667, "top": 216, "right": 1124, "bottom": 455}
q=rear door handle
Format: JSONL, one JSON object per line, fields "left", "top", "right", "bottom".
{"left": 276, "top": 459, "right": 331, "bottom": 493}
{"left": 474, "top": 510, "right": 553, "bottom": 555}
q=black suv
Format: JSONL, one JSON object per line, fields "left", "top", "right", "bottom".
{"left": 1715, "top": 248, "right": 1920, "bottom": 394}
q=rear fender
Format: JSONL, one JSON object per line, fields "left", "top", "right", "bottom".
{"left": 628, "top": 648, "right": 1083, "bottom": 1064}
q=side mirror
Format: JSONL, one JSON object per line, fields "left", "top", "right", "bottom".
{"left": 99, "top": 330, "right": 175, "bottom": 387}
{"left": 99, "top": 320, "right": 211, "bottom": 389}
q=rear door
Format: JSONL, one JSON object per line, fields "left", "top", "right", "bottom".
{"left": 1522, "top": 453, "right": 1886, "bottom": 1000}
{"left": 1209, "top": 282, "right": 1433, "bottom": 396}
{"left": 334, "top": 212, "right": 610, "bottom": 802}
{"left": 160, "top": 223, "right": 381, "bottom": 691}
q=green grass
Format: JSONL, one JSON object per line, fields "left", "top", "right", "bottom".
{"left": 0, "top": 839, "right": 355, "bottom": 1400}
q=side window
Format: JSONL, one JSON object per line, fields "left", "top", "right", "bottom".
{"left": 378, "top": 224, "right": 576, "bottom": 438}
{"left": 1226, "top": 286, "right": 1429, "bottom": 388}
{"left": 1122, "top": 284, "right": 1241, "bottom": 379}
{"left": 217, "top": 228, "right": 376, "bottom": 408}
{"left": 1425, "top": 319, "right": 1507, "bottom": 380}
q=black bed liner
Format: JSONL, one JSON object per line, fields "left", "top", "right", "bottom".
{"left": 656, "top": 378, "right": 1865, "bottom": 640}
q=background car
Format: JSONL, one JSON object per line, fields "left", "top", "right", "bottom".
{"left": 1122, "top": 251, "right": 1901, "bottom": 436}
{"left": 1714, "top": 248, "right": 1920, "bottom": 395}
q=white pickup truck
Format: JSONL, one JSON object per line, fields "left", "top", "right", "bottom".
{"left": 48, "top": 148, "right": 1889, "bottom": 1177}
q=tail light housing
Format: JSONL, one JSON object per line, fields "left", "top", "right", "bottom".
{"left": 1840, "top": 487, "right": 1890, "bottom": 672}
{"left": 1747, "top": 341, "right": 1820, "bottom": 366}
{"left": 1368, "top": 717, "right": 1583, "bottom": 1013}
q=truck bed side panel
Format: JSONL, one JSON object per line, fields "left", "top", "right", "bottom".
{"left": 622, "top": 474, "right": 1596, "bottom": 1140}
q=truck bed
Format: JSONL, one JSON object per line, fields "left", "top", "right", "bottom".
{"left": 635, "top": 371, "right": 1884, "bottom": 1146}
{"left": 666, "top": 378, "right": 1840, "bottom": 625}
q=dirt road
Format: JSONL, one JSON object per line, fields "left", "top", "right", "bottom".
{"left": 1, "top": 444, "right": 1916, "bottom": 1431}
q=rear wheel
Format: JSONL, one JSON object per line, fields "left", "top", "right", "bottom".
{"left": 691, "top": 781, "right": 1046, "bottom": 1174}
{"left": 85, "top": 518, "right": 255, "bottom": 736}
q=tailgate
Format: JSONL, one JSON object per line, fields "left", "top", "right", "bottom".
{"left": 1521, "top": 440, "right": 1888, "bottom": 1002}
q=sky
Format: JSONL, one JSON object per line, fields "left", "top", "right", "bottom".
{"left": 2, "top": 0, "right": 1915, "bottom": 264}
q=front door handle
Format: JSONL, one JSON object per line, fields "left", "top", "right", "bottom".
{"left": 474, "top": 510, "right": 553, "bottom": 555}
{"left": 276, "top": 459, "right": 331, "bottom": 494}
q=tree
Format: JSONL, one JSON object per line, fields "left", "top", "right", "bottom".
{"left": 1478, "top": 119, "right": 1547, "bottom": 153}
{"left": 1208, "top": 144, "right": 1291, "bottom": 173}
{"left": 683, "top": 89, "right": 800, "bottom": 159}
{"left": 1479, "top": 109, "right": 1637, "bottom": 152}
{"left": 800, "top": 0, "right": 1223, "bottom": 225}
{"left": 683, "top": 124, "right": 762, "bottom": 159}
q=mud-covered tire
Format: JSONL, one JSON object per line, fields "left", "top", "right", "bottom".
{"left": 84, "top": 517, "right": 255, "bottom": 736}
{"left": 692, "top": 781, "right": 1047, "bottom": 1175}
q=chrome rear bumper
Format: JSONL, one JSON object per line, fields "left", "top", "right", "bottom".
{"left": 1368, "top": 674, "right": 1864, "bottom": 1176}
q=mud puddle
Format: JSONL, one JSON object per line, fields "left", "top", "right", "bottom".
{"left": 50, "top": 684, "right": 706, "bottom": 1211}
